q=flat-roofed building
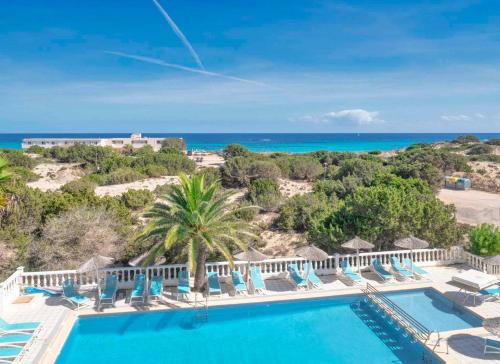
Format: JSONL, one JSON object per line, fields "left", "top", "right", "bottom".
{"left": 22, "top": 133, "right": 183, "bottom": 152}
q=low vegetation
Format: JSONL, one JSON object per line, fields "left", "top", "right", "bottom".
{"left": 469, "top": 224, "right": 500, "bottom": 256}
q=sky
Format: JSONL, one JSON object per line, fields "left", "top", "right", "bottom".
{"left": 1, "top": 0, "right": 500, "bottom": 133}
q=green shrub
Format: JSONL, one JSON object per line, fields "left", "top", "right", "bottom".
{"left": 486, "top": 138, "right": 500, "bottom": 146}
{"left": 368, "top": 150, "right": 382, "bottom": 155}
{"left": 160, "top": 138, "right": 186, "bottom": 152}
{"left": 470, "top": 224, "right": 500, "bottom": 256}
{"left": 100, "top": 168, "right": 145, "bottom": 185}
{"left": 121, "top": 189, "right": 154, "bottom": 210}
{"left": 247, "top": 178, "right": 281, "bottom": 211}
{"left": 153, "top": 183, "right": 174, "bottom": 197}
{"left": 141, "top": 164, "right": 168, "bottom": 177}
{"left": 248, "top": 161, "right": 281, "bottom": 181}
{"left": 313, "top": 180, "right": 345, "bottom": 198}
{"left": 8, "top": 166, "right": 39, "bottom": 183}
{"left": 233, "top": 200, "right": 258, "bottom": 222}
{"left": 221, "top": 157, "right": 251, "bottom": 187}
{"left": 336, "top": 158, "right": 386, "bottom": 185}
{"left": 288, "top": 158, "right": 323, "bottom": 180}
{"left": 223, "top": 144, "right": 250, "bottom": 159}
{"left": 0, "top": 149, "right": 36, "bottom": 169}
{"left": 196, "top": 168, "right": 221, "bottom": 186}
{"left": 452, "top": 135, "right": 480, "bottom": 144}
{"left": 61, "top": 179, "right": 96, "bottom": 197}
{"left": 467, "top": 144, "right": 494, "bottom": 155}
{"left": 25, "top": 145, "right": 45, "bottom": 154}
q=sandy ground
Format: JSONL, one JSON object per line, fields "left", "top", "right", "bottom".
{"left": 27, "top": 163, "right": 82, "bottom": 191}
{"left": 279, "top": 178, "right": 313, "bottom": 198}
{"left": 438, "top": 188, "right": 500, "bottom": 226}
{"left": 466, "top": 161, "right": 500, "bottom": 192}
{"left": 95, "top": 176, "right": 180, "bottom": 197}
{"left": 260, "top": 230, "right": 306, "bottom": 257}
{"left": 189, "top": 153, "right": 225, "bottom": 169}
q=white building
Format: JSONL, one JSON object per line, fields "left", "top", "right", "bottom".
{"left": 22, "top": 133, "right": 183, "bottom": 151}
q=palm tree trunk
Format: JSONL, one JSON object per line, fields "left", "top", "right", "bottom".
{"left": 194, "top": 244, "right": 208, "bottom": 292}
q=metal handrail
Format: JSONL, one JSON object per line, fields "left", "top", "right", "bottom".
{"left": 361, "top": 283, "right": 439, "bottom": 343}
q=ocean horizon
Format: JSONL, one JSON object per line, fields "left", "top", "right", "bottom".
{"left": 1, "top": 133, "right": 499, "bottom": 153}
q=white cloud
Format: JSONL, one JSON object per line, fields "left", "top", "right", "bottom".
{"left": 440, "top": 114, "right": 471, "bottom": 121}
{"left": 293, "top": 109, "right": 384, "bottom": 125}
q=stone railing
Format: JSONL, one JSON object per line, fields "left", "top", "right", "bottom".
{"left": 0, "top": 267, "right": 24, "bottom": 314}
{"left": 463, "top": 251, "right": 500, "bottom": 275}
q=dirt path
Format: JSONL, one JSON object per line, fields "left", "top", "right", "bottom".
{"left": 438, "top": 189, "right": 500, "bottom": 226}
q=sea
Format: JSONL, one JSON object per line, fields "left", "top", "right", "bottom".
{"left": 1, "top": 133, "right": 499, "bottom": 153}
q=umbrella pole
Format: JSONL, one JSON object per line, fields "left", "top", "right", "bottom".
{"left": 305, "top": 261, "right": 310, "bottom": 288}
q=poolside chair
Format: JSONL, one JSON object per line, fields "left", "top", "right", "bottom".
{"left": 249, "top": 266, "right": 267, "bottom": 294}
{"left": 288, "top": 264, "right": 308, "bottom": 290}
{"left": 403, "top": 258, "right": 428, "bottom": 278}
{"left": 62, "top": 279, "right": 91, "bottom": 310}
{"left": 0, "top": 345, "right": 23, "bottom": 363}
{"left": 231, "top": 271, "right": 248, "bottom": 295}
{"left": 479, "top": 286, "right": 500, "bottom": 302}
{"left": 371, "top": 259, "right": 395, "bottom": 282}
{"left": 341, "top": 260, "right": 362, "bottom": 285}
{"left": 130, "top": 274, "right": 146, "bottom": 305}
{"left": 0, "top": 318, "right": 39, "bottom": 334}
{"left": 207, "top": 272, "right": 222, "bottom": 296}
{"left": 0, "top": 332, "right": 33, "bottom": 346}
{"left": 485, "top": 337, "right": 500, "bottom": 354}
{"left": 177, "top": 270, "right": 190, "bottom": 300}
{"left": 98, "top": 274, "right": 118, "bottom": 308}
{"left": 303, "top": 262, "right": 323, "bottom": 288}
{"left": 148, "top": 276, "right": 164, "bottom": 302}
{"left": 390, "top": 257, "right": 414, "bottom": 280}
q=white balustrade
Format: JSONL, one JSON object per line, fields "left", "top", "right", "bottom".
{"left": 0, "top": 267, "right": 23, "bottom": 314}
{"left": 0, "top": 247, "right": 468, "bottom": 303}
{"left": 463, "top": 251, "right": 500, "bottom": 276}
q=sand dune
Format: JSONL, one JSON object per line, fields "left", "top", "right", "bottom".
{"left": 438, "top": 189, "right": 500, "bottom": 226}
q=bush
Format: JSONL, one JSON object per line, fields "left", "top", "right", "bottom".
{"left": 160, "top": 138, "right": 186, "bottom": 152}
{"left": 368, "top": 150, "right": 382, "bottom": 155}
{"left": 61, "top": 179, "right": 96, "bottom": 197}
{"left": 336, "top": 158, "right": 386, "bottom": 186}
{"left": 121, "top": 189, "right": 154, "bottom": 210}
{"left": 153, "top": 182, "right": 174, "bottom": 197}
{"left": 0, "top": 149, "right": 36, "bottom": 169}
{"left": 8, "top": 166, "right": 39, "bottom": 183}
{"left": 25, "top": 145, "right": 45, "bottom": 155}
{"left": 99, "top": 168, "right": 145, "bottom": 185}
{"left": 247, "top": 178, "right": 281, "bottom": 211}
{"left": 141, "top": 164, "right": 168, "bottom": 177}
{"left": 288, "top": 158, "right": 323, "bottom": 180}
{"left": 467, "top": 144, "right": 494, "bottom": 155}
{"left": 275, "top": 193, "right": 336, "bottom": 232}
{"left": 486, "top": 138, "right": 500, "bottom": 146}
{"left": 196, "top": 168, "right": 221, "bottom": 186}
{"left": 452, "top": 135, "right": 480, "bottom": 144}
{"left": 469, "top": 224, "right": 500, "bottom": 256}
{"left": 233, "top": 200, "right": 258, "bottom": 222}
{"left": 248, "top": 161, "right": 281, "bottom": 181}
{"left": 223, "top": 144, "right": 250, "bottom": 159}
{"left": 221, "top": 157, "right": 251, "bottom": 187}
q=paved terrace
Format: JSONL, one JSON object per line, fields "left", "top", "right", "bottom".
{"left": 2, "top": 263, "right": 500, "bottom": 364}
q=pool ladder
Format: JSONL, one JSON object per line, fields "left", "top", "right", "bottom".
{"left": 361, "top": 283, "right": 441, "bottom": 351}
{"left": 194, "top": 294, "right": 209, "bottom": 323}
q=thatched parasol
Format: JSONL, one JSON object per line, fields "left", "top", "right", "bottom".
{"left": 341, "top": 237, "right": 374, "bottom": 273}
{"left": 296, "top": 245, "right": 329, "bottom": 287}
{"left": 235, "top": 248, "right": 268, "bottom": 284}
{"left": 77, "top": 255, "right": 114, "bottom": 273}
{"left": 484, "top": 317, "right": 500, "bottom": 337}
{"left": 394, "top": 236, "right": 429, "bottom": 274}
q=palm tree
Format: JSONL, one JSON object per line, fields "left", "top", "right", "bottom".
{"left": 0, "top": 158, "right": 10, "bottom": 208}
{"left": 138, "top": 173, "right": 258, "bottom": 291}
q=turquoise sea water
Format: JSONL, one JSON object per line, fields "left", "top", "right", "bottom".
{"left": 56, "top": 289, "right": 479, "bottom": 364}
{"left": 2, "top": 133, "right": 499, "bottom": 153}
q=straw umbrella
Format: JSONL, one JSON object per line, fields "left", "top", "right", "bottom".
{"left": 394, "top": 235, "right": 429, "bottom": 274}
{"left": 77, "top": 255, "right": 115, "bottom": 292}
{"left": 483, "top": 317, "right": 500, "bottom": 337}
{"left": 341, "top": 237, "right": 375, "bottom": 273}
{"left": 235, "top": 248, "right": 268, "bottom": 285}
{"left": 296, "top": 245, "right": 329, "bottom": 286}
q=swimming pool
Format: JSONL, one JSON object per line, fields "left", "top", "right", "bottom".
{"left": 56, "top": 289, "right": 477, "bottom": 364}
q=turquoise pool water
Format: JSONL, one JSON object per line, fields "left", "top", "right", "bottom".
{"left": 56, "top": 289, "right": 476, "bottom": 364}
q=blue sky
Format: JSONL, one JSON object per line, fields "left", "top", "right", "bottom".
{"left": 1, "top": 0, "right": 499, "bottom": 132}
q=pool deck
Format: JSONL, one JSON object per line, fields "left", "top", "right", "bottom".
{"left": 4, "top": 264, "right": 500, "bottom": 363}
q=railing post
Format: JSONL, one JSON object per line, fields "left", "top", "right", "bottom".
{"left": 334, "top": 253, "right": 340, "bottom": 274}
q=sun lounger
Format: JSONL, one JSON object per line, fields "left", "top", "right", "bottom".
{"left": 130, "top": 274, "right": 146, "bottom": 305}
{"left": 390, "top": 257, "right": 413, "bottom": 280}
{"left": 452, "top": 270, "right": 498, "bottom": 305}
{"left": 341, "top": 260, "right": 362, "bottom": 284}
{"left": 148, "top": 276, "right": 164, "bottom": 301}
{"left": 303, "top": 262, "right": 323, "bottom": 288}
{"left": 177, "top": 270, "right": 190, "bottom": 300}
{"left": 0, "top": 318, "right": 39, "bottom": 334}
{"left": 485, "top": 337, "right": 500, "bottom": 354}
{"left": 403, "top": 258, "right": 428, "bottom": 277}
{"left": 249, "top": 267, "right": 267, "bottom": 294}
{"left": 99, "top": 275, "right": 118, "bottom": 308}
{"left": 62, "top": 279, "right": 91, "bottom": 310}
{"left": 288, "top": 264, "right": 307, "bottom": 289}
{"left": 207, "top": 272, "right": 222, "bottom": 296}
{"left": 479, "top": 286, "right": 500, "bottom": 302}
{"left": 231, "top": 271, "right": 248, "bottom": 294}
{"left": 0, "top": 345, "right": 23, "bottom": 363}
{"left": 371, "top": 259, "right": 394, "bottom": 282}
{"left": 0, "top": 333, "right": 33, "bottom": 346}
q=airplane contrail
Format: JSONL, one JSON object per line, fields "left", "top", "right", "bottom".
{"left": 152, "top": 0, "right": 205, "bottom": 70}
{"left": 106, "top": 51, "right": 270, "bottom": 87}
